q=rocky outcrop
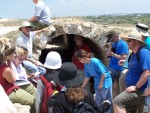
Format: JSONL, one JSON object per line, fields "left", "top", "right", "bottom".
{"left": 33, "top": 18, "right": 108, "bottom": 60}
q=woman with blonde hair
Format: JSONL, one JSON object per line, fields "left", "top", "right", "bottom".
{"left": 0, "top": 38, "right": 35, "bottom": 112}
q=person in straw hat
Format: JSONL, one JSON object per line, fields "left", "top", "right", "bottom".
{"left": 47, "top": 62, "right": 111, "bottom": 113}
{"left": 136, "top": 23, "right": 150, "bottom": 113}
{"left": 113, "top": 32, "right": 150, "bottom": 113}
{"left": 16, "top": 21, "right": 49, "bottom": 78}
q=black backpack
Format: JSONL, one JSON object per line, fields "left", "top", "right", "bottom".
{"left": 71, "top": 100, "right": 97, "bottom": 113}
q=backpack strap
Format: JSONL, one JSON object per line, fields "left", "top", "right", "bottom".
{"left": 128, "top": 48, "right": 141, "bottom": 63}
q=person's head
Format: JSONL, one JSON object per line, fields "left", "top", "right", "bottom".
{"left": 106, "top": 30, "right": 120, "bottom": 43}
{"left": 122, "top": 32, "right": 145, "bottom": 52}
{"left": 44, "top": 51, "right": 62, "bottom": 73}
{"left": 32, "top": 0, "right": 39, "bottom": 4}
{"left": 51, "top": 62, "right": 85, "bottom": 104}
{"left": 0, "top": 37, "right": 16, "bottom": 64}
{"left": 136, "top": 23, "right": 149, "bottom": 38}
{"left": 19, "top": 21, "right": 33, "bottom": 36}
{"left": 75, "top": 50, "right": 93, "bottom": 64}
{"left": 13, "top": 47, "right": 28, "bottom": 66}
{"left": 74, "top": 35, "right": 84, "bottom": 47}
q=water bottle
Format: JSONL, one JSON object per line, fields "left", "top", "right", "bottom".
{"left": 143, "top": 104, "right": 149, "bottom": 113}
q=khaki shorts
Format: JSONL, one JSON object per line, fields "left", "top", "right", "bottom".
{"left": 113, "top": 90, "right": 145, "bottom": 112}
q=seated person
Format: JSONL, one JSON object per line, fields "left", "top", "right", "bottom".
{"left": 28, "top": 0, "right": 51, "bottom": 30}
{"left": 0, "top": 37, "right": 35, "bottom": 112}
{"left": 16, "top": 21, "right": 47, "bottom": 77}
{"left": 12, "top": 47, "right": 36, "bottom": 96}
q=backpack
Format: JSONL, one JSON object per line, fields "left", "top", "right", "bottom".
{"left": 39, "top": 75, "right": 62, "bottom": 113}
{"left": 71, "top": 100, "right": 97, "bottom": 113}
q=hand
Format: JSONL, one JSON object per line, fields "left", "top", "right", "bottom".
{"left": 125, "top": 86, "right": 137, "bottom": 93}
{"left": 118, "top": 60, "right": 125, "bottom": 66}
{"left": 98, "top": 84, "right": 103, "bottom": 89}
{"left": 144, "top": 87, "right": 150, "bottom": 96}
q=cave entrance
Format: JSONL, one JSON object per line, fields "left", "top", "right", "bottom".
{"left": 39, "top": 34, "right": 76, "bottom": 64}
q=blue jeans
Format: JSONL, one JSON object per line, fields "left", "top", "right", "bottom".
{"left": 95, "top": 87, "right": 114, "bottom": 113}
{"left": 23, "top": 60, "right": 46, "bottom": 75}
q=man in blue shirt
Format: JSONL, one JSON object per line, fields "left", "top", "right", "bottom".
{"left": 136, "top": 23, "right": 150, "bottom": 112}
{"left": 106, "top": 30, "right": 128, "bottom": 98}
{"left": 113, "top": 33, "right": 150, "bottom": 113}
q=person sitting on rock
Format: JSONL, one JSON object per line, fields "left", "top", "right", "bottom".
{"left": 0, "top": 37, "right": 35, "bottom": 112}
{"left": 16, "top": 21, "right": 48, "bottom": 78}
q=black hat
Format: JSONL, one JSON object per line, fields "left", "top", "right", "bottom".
{"left": 51, "top": 62, "right": 84, "bottom": 87}
{"left": 106, "top": 30, "right": 120, "bottom": 43}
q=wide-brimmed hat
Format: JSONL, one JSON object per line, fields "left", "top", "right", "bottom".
{"left": 136, "top": 23, "right": 149, "bottom": 37}
{"left": 51, "top": 62, "right": 84, "bottom": 87}
{"left": 121, "top": 32, "right": 146, "bottom": 45}
{"left": 19, "top": 21, "right": 33, "bottom": 31}
{"left": 44, "top": 51, "right": 62, "bottom": 69}
{"left": 106, "top": 30, "right": 120, "bottom": 43}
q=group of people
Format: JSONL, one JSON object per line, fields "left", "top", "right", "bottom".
{"left": 105, "top": 23, "right": 150, "bottom": 113}
{"left": 0, "top": 0, "right": 150, "bottom": 113}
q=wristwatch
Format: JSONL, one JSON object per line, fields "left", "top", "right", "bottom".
{"left": 135, "top": 86, "right": 139, "bottom": 90}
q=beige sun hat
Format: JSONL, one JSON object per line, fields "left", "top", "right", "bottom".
{"left": 19, "top": 21, "right": 33, "bottom": 31}
{"left": 121, "top": 32, "right": 146, "bottom": 45}
{"left": 136, "top": 23, "right": 149, "bottom": 37}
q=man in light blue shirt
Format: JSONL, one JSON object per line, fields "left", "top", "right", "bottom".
{"left": 29, "top": 0, "right": 50, "bottom": 30}
{"left": 16, "top": 21, "right": 46, "bottom": 76}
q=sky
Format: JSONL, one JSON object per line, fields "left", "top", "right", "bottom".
{"left": 0, "top": 0, "right": 150, "bottom": 19}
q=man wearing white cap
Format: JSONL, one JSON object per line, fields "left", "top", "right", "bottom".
{"left": 16, "top": 21, "right": 47, "bottom": 77}
{"left": 136, "top": 23, "right": 150, "bottom": 50}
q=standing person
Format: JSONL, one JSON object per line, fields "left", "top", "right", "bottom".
{"left": 36, "top": 51, "right": 63, "bottom": 113}
{"left": 47, "top": 62, "right": 111, "bottom": 113}
{"left": 72, "top": 35, "right": 91, "bottom": 92}
{"left": 113, "top": 33, "right": 150, "bottom": 113}
{"left": 106, "top": 30, "right": 128, "bottom": 98}
{"left": 136, "top": 23, "right": 150, "bottom": 50}
{"left": 136, "top": 23, "right": 150, "bottom": 112}
{"left": 75, "top": 50, "right": 113, "bottom": 113}
{"left": 0, "top": 37, "right": 35, "bottom": 112}
{"left": 16, "top": 21, "right": 47, "bottom": 77}
{"left": 29, "top": 0, "right": 50, "bottom": 30}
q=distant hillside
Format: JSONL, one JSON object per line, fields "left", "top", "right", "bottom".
{"left": 83, "top": 13, "right": 150, "bottom": 27}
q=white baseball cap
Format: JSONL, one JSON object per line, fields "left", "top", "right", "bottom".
{"left": 44, "top": 51, "right": 62, "bottom": 69}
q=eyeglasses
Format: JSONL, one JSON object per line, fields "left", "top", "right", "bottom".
{"left": 126, "top": 39, "right": 132, "bottom": 43}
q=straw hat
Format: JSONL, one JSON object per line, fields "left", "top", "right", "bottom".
{"left": 19, "top": 21, "right": 33, "bottom": 31}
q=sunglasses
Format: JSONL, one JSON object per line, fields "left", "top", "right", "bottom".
{"left": 25, "top": 26, "right": 32, "bottom": 29}
{"left": 126, "top": 39, "right": 132, "bottom": 43}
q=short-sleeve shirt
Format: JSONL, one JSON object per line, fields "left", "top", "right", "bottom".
{"left": 125, "top": 48, "right": 150, "bottom": 91}
{"left": 16, "top": 32, "right": 35, "bottom": 58}
{"left": 109, "top": 39, "right": 128, "bottom": 71}
{"left": 84, "top": 58, "right": 112, "bottom": 90}
{"left": 35, "top": 1, "right": 50, "bottom": 25}
{"left": 145, "top": 36, "right": 150, "bottom": 51}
